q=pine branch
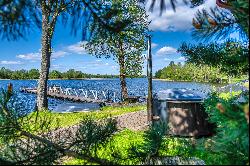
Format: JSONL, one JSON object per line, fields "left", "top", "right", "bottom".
{"left": 192, "top": 7, "right": 244, "bottom": 42}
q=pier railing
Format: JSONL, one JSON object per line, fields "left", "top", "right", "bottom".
{"left": 21, "top": 86, "right": 123, "bottom": 103}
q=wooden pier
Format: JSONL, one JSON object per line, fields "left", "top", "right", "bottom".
{"left": 20, "top": 88, "right": 107, "bottom": 104}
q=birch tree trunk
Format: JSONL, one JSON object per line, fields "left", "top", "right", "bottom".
{"left": 118, "top": 41, "right": 128, "bottom": 101}
{"left": 37, "top": 13, "right": 51, "bottom": 110}
{"left": 119, "top": 56, "right": 128, "bottom": 101}
{"left": 37, "top": 4, "right": 57, "bottom": 110}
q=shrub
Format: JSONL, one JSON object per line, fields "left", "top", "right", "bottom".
{"left": 198, "top": 90, "right": 249, "bottom": 165}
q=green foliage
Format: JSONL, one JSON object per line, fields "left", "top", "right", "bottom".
{"left": 64, "top": 128, "right": 192, "bottom": 165}
{"left": 28, "top": 69, "right": 40, "bottom": 79}
{"left": 0, "top": 89, "right": 119, "bottom": 165}
{"left": 0, "top": 90, "right": 60, "bottom": 164}
{"left": 0, "top": 67, "right": 121, "bottom": 79}
{"left": 0, "top": 0, "right": 40, "bottom": 41}
{"left": 154, "top": 61, "right": 227, "bottom": 83}
{"left": 49, "top": 70, "right": 63, "bottom": 79}
{"left": 50, "top": 69, "right": 120, "bottom": 79}
{"left": 230, "top": 0, "right": 249, "bottom": 36}
{"left": 129, "top": 121, "right": 168, "bottom": 162}
{"left": 85, "top": 0, "right": 148, "bottom": 78}
{"left": 0, "top": 67, "right": 39, "bottom": 79}
{"left": 64, "top": 129, "right": 145, "bottom": 165}
{"left": 218, "top": 91, "right": 242, "bottom": 100}
{"left": 178, "top": 41, "right": 249, "bottom": 78}
{"left": 197, "top": 91, "right": 249, "bottom": 165}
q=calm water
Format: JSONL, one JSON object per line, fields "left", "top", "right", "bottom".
{"left": 0, "top": 78, "right": 212, "bottom": 113}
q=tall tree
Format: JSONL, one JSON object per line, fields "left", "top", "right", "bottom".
{"left": 85, "top": 0, "right": 148, "bottom": 100}
{"left": 1, "top": 0, "right": 133, "bottom": 110}
{"left": 37, "top": 1, "right": 85, "bottom": 109}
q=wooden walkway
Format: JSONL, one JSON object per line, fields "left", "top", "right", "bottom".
{"left": 20, "top": 88, "right": 106, "bottom": 104}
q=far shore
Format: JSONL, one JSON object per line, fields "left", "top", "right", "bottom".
{"left": 0, "top": 78, "right": 118, "bottom": 81}
{"left": 0, "top": 78, "right": 177, "bottom": 81}
{"left": 0, "top": 77, "right": 246, "bottom": 84}
{"left": 0, "top": 78, "right": 220, "bottom": 85}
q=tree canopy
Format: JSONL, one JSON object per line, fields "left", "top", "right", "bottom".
{"left": 0, "top": 67, "right": 121, "bottom": 80}
{"left": 85, "top": 0, "right": 148, "bottom": 77}
{"left": 84, "top": 0, "right": 148, "bottom": 100}
{"left": 154, "top": 61, "right": 228, "bottom": 83}
{"left": 178, "top": 41, "right": 249, "bottom": 78}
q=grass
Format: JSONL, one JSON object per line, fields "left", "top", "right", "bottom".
{"left": 22, "top": 104, "right": 146, "bottom": 131}
{"left": 63, "top": 129, "right": 230, "bottom": 165}
{"left": 218, "top": 90, "right": 242, "bottom": 100}
{"left": 63, "top": 129, "right": 191, "bottom": 165}
{"left": 230, "top": 77, "right": 248, "bottom": 83}
{"left": 21, "top": 89, "right": 248, "bottom": 165}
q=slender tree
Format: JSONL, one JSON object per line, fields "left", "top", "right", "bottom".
{"left": 36, "top": 0, "right": 108, "bottom": 110}
{"left": 1, "top": 0, "right": 138, "bottom": 110}
{"left": 84, "top": 0, "right": 148, "bottom": 100}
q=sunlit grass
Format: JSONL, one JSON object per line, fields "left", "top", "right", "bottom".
{"left": 218, "top": 91, "right": 242, "bottom": 100}
{"left": 23, "top": 104, "right": 146, "bottom": 131}
{"left": 63, "top": 129, "right": 190, "bottom": 165}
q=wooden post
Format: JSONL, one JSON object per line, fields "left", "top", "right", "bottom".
{"left": 7, "top": 83, "right": 13, "bottom": 94}
{"left": 147, "top": 35, "right": 153, "bottom": 122}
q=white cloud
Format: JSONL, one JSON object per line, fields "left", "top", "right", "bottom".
{"left": 17, "top": 50, "right": 68, "bottom": 61}
{"left": 17, "top": 41, "right": 88, "bottom": 62}
{"left": 152, "top": 43, "right": 158, "bottom": 49}
{"left": 17, "top": 52, "right": 40, "bottom": 61}
{"left": 111, "top": 65, "right": 118, "bottom": 69}
{"left": 163, "top": 56, "right": 185, "bottom": 62}
{"left": 77, "top": 66, "right": 87, "bottom": 69}
{"left": 164, "top": 58, "right": 171, "bottom": 61}
{"left": 67, "top": 41, "right": 87, "bottom": 55}
{"left": 177, "top": 57, "right": 186, "bottom": 61}
{"left": 0, "top": 61, "right": 23, "bottom": 65}
{"left": 146, "top": 0, "right": 216, "bottom": 32}
{"left": 52, "top": 51, "right": 68, "bottom": 58}
{"left": 51, "top": 64, "right": 62, "bottom": 69}
{"left": 156, "top": 46, "right": 177, "bottom": 56}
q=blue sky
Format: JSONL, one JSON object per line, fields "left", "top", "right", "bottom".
{"left": 0, "top": 0, "right": 217, "bottom": 75}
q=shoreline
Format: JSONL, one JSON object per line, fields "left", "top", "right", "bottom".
{"left": 0, "top": 78, "right": 246, "bottom": 84}
{"left": 0, "top": 78, "right": 117, "bottom": 81}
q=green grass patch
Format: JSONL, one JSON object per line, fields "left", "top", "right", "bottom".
{"left": 63, "top": 130, "right": 194, "bottom": 165}
{"left": 218, "top": 91, "right": 242, "bottom": 100}
{"left": 22, "top": 105, "right": 146, "bottom": 131}
{"left": 230, "top": 77, "right": 248, "bottom": 83}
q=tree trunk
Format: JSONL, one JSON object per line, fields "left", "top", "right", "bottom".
{"left": 119, "top": 56, "right": 128, "bottom": 101}
{"left": 37, "top": 13, "right": 52, "bottom": 110}
{"left": 118, "top": 41, "right": 128, "bottom": 101}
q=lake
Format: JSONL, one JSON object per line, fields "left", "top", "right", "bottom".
{"left": 0, "top": 78, "right": 212, "bottom": 113}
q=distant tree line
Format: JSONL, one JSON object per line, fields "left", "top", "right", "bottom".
{"left": 0, "top": 67, "right": 121, "bottom": 80}
{"left": 178, "top": 41, "right": 249, "bottom": 79}
{"left": 154, "top": 61, "right": 231, "bottom": 84}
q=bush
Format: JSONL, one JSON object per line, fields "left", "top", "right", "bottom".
{"left": 196, "top": 90, "right": 249, "bottom": 165}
